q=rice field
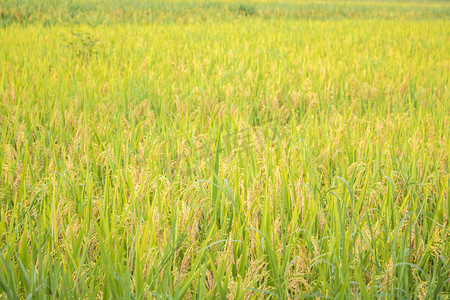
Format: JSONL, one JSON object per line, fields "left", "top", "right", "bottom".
{"left": 0, "top": 0, "right": 449, "bottom": 299}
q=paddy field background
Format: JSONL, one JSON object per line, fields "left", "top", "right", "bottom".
{"left": 0, "top": 0, "right": 449, "bottom": 298}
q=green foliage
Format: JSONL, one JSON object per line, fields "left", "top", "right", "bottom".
{"left": 232, "top": 3, "right": 257, "bottom": 16}
{"left": 62, "top": 31, "right": 100, "bottom": 60}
